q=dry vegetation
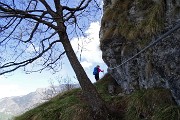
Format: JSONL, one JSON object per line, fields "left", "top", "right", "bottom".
{"left": 101, "top": 0, "right": 165, "bottom": 45}
{"left": 14, "top": 74, "right": 180, "bottom": 120}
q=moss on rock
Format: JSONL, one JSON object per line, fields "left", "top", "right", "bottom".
{"left": 101, "top": 0, "right": 165, "bottom": 45}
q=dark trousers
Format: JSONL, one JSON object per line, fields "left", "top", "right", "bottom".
{"left": 95, "top": 74, "right": 99, "bottom": 81}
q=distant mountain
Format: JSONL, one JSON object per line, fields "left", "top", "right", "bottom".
{"left": 0, "top": 112, "right": 13, "bottom": 120}
{"left": 0, "top": 84, "right": 80, "bottom": 117}
{"left": 0, "top": 88, "right": 46, "bottom": 116}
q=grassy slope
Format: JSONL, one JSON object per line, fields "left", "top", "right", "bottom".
{"left": 14, "top": 74, "right": 180, "bottom": 120}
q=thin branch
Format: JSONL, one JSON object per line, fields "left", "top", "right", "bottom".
{"left": 43, "top": 51, "right": 65, "bottom": 69}
{"left": 0, "top": 40, "right": 60, "bottom": 75}
{"left": 62, "top": 0, "right": 91, "bottom": 11}
{"left": 0, "top": 18, "right": 23, "bottom": 44}
{"left": 24, "top": 12, "right": 47, "bottom": 43}
{"left": 0, "top": 3, "right": 57, "bottom": 29}
{"left": 39, "top": 0, "right": 56, "bottom": 17}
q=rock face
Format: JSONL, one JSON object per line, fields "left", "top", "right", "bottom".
{"left": 100, "top": 0, "right": 180, "bottom": 105}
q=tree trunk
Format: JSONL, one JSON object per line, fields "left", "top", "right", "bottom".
{"left": 60, "top": 32, "right": 108, "bottom": 119}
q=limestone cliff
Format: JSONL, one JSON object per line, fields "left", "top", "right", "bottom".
{"left": 100, "top": 0, "right": 180, "bottom": 105}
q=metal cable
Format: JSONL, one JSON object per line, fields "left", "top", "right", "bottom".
{"left": 109, "top": 22, "right": 180, "bottom": 70}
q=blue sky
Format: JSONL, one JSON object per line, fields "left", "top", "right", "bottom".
{"left": 0, "top": 22, "right": 107, "bottom": 99}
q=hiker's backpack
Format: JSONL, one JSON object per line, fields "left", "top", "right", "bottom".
{"left": 93, "top": 67, "right": 98, "bottom": 75}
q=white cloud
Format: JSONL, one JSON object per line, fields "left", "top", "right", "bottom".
{"left": 0, "top": 84, "right": 28, "bottom": 99}
{"left": 71, "top": 22, "right": 104, "bottom": 68}
{"left": 0, "top": 75, "right": 6, "bottom": 81}
{"left": 80, "top": 61, "right": 93, "bottom": 68}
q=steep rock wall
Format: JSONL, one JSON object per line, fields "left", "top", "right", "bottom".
{"left": 100, "top": 0, "right": 180, "bottom": 104}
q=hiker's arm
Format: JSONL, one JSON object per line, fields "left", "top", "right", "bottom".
{"left": 99, "top": 68, "right": 104, "bottom": 72}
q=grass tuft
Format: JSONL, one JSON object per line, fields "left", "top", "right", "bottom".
{"left": 125, "top": 88, "right": 176, "bottom": 120}
{"left": 101, "top": 0, "right": 166, "bottom": 46}
{"left": 153, "top": 106, "right": 180, "bottom": 120}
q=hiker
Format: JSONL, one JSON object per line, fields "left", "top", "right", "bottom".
{"left": 93, "top": 65, "right": 104, "bottom": 81}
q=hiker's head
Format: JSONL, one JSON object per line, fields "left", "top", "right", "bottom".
{"left": 96, "top": 65, "right": 100, "bottom": 68}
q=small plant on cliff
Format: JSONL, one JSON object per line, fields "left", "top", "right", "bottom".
{"left": 101, "top": 0, "right": 165, "bottom": 44}
{"left": 125, "top": 88, "right": 176, "bottom": 120}
{"left": 153, "top": 106, "right": 180, "bottom": 120}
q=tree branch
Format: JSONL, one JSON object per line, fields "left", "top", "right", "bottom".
{"left": 0, "top": 40, "right": 60, "bottom": 75}
{"left": 0, "top": 2, "right": 57, "bottom": 29}
{"left": 62, "top": 0, "right": 91, "bottom": 11}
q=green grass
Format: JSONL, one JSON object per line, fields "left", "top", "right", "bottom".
{"left": 14, "top": 88, "right": 91, "bottom": 120}
{"left": 153, "top": 106, "right": 180, "bottom": 120}
{"left": 101, "top": 0, "right": 165, "bottom": 46}
{"left": 125, "top": 88, "right": 175, "bottom": 120}
{"left": 14, "top": 74, "right": 180, "bottom": 120}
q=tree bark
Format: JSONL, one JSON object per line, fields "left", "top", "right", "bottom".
{"left": 59, "top": 32, "right": 108, "bottom": 119}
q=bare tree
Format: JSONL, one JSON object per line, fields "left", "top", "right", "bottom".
{"left": 0, "top": 0, "right": 108, "bottom": 119}
{"left": 42, "top": 76, "right": 78, "bottom": 100}
{"left": 41, "top": 80, "right": 60, "bottom": 100}
{"left": 58, "top": 76, "right": 78, "bottom": 91}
